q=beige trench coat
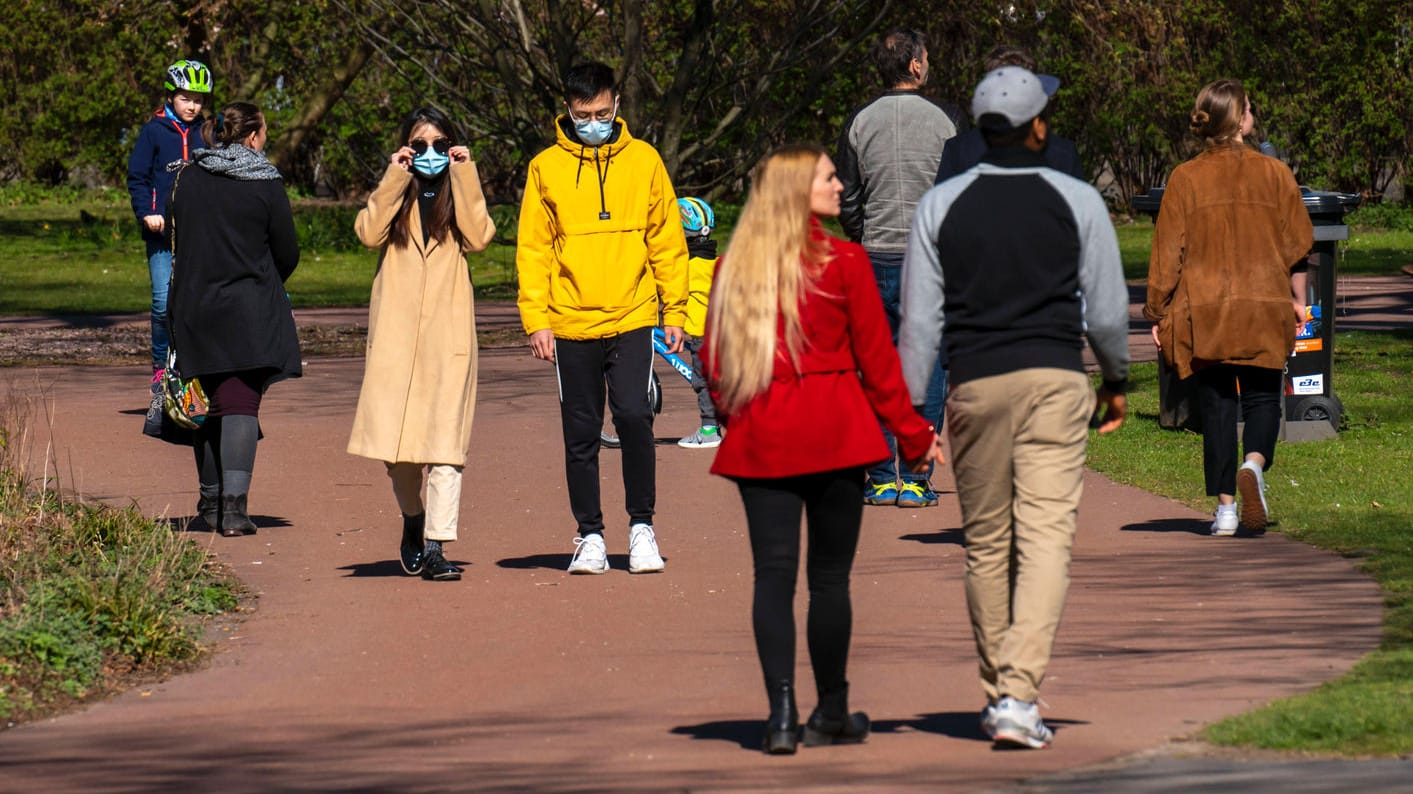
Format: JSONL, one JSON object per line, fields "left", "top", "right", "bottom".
{"left": 347, "top": 162, "right": 496, "bottom": 465}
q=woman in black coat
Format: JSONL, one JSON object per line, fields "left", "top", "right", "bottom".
{"left": 167, "top": 101, "right": 300, "bottom": 536}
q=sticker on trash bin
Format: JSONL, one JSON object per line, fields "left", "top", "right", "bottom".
{"left": 1296, "top": 305, "right": 1321, "bottom": 339}
{"left": 1294, "top": 338, "right": 1323, "bottom": 353}
{"left": 1292, "top": 374, "right": 1324, "bottom": 395}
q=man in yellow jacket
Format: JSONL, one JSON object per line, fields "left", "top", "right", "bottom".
{"left": 517, "top": 61, "right": 690, "bottom": 576}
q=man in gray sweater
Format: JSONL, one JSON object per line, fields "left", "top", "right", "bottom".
{"left": 898, "top": 67, "right": 1128, "bottom": 750}
{"left": 836, "top": 27, "right": 958, "bottom": 509}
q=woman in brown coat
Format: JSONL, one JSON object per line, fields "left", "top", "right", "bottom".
{"left": 348, "top": 107, "right": 496, "bottom": 581}
{"left": 1145, "top": 79, "right": 1313, "bottom": 537}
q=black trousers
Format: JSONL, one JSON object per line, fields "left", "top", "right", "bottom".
{"left": 555, "top": 327, "right": 655, "bottom": 535}
{"left": 1195, "top": 364, "right": 1282, "bottom": 496}
{"left": 737, "top": 467, "right": 865, "bottom": 700}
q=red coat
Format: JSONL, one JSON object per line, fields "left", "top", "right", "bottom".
{"left": 704, "top": 228, "right": 934, "bottom": 479}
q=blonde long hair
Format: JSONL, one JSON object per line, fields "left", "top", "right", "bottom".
{"left": 706, "top": 144, "right": 833, "bottom": 414}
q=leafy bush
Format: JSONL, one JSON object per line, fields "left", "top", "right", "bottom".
{"left": 0, "top": 416, "right": 240, "bottom": 724}
{"left": 1346, "top": 201, "right": 1413, "bottom": 232}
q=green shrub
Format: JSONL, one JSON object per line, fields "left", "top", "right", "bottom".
{"left": 1346, "top": 201, "right": 1413, "bottom": 232}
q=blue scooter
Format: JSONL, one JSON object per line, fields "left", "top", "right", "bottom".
{"left": 601, "top": 327, "right": 696, "bottom": 448}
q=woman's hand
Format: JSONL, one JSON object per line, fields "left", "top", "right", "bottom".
{"left": 390, "top": 146, "right": 414, "bottom": 171}
{"left": 449, "top": 145, "right": 471, "bottom": 164}
{"left": 142, "top": 214, "right": 164, "bottom": 233}
{"left": 1150, "top": 324, "right": 1162, "bottom": 351}
{"left": 905, "top": 431, "right": 946, "bottom": 473}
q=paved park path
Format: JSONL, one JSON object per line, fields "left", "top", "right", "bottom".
{"left": 0, "top": 276, "right": 1407, "bottom": 792}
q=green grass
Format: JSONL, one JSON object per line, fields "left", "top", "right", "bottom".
{"left": 1086, "top": 330, "right": 1413, "bottom": 755}
{"left": 1, "top": 199, "right": 1407, "bottom": 314}
{"left": 0, "top": 199, "right": 518, "bottom": 315}
{"left": 0, "top": 405, "right": 241, "bottom": 724}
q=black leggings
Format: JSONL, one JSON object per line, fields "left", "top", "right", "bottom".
{"left": 1196, "top": 364, "right": 1282, "bottom": 496}
{"left": 737, "top": 467, "right": 864, "bottom": 700}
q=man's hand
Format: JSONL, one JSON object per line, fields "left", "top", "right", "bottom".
{"left": 1093, "top": 388, "right": 1127, "bottom": 435}
{"left": 1149, "top": 324, "right": 1161, "bottom": 351}
{"left": 661, "top": 325, "right": 685, "bottom": 354}
{"left": 143, "top": 214, "right": 164, "bottom": 233}
{"left": 529, "top": 329, "right": 555, "bottom": 362}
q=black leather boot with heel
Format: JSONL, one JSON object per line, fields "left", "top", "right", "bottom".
{"left": 802, "top": 684, "right": 870, "bottom": 746}
{"left": 762, "top": 679, "right": 799, "bottom": 755}
{"left": 218, "top": 492, "right": 258, "bottom": 537}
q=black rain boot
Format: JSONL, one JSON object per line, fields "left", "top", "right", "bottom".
{"left": 802, "top": 684, "right": 870, "bottom": 746}
{"left": 195, "top": 485, "right": 220, "bottom": 532}
{"left": 400, "top": 513, "right": 426, "bottom": 575}
{"left": 762, "top": 679, "right": 799, "bottom": 755}
{"left": 219, "top": 492, "right": 258, "bottom": 537}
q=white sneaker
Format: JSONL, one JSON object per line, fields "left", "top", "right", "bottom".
{"left": 1210, "top": 503, "right": 1239, "bottom": 536}
{"left": 1237, "top": 460, "right": 1269, "bottom": 532}
{"left": 568, "top": 533, "right": 609, "bottom": 574}
{"left": 628, "top": 523, "right": 665, "bottom": 573}
{"left": 990, "top": 696, "right": 1053, "bottom": 749}
{"left": 677, "top": 425, "right": 723, "bottom": 449}
{"left": 980, "top": 703, "right": 999, "bottom": 739}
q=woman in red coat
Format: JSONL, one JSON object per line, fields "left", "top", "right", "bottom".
{"left": 703, "top": 144, "right": 942, "bottom": 754}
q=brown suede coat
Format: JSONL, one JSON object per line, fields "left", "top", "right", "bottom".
{"left": 1144, "top": 144, "right": 1314, "bottom": 378}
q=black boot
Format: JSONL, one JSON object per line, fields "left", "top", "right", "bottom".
{"left": 421, "top": 542, "right": 462, "bottom": 581}
{"left": 802, "top": 684, "right": 870, "bottom": 746}
{"left": 190, "top": 486, "right": 220, "bottom": 533}
{"left": 762, "top": 680, "right": 799, "bottom": 755}
{"left": 219, "top": 493, "right": 258, "bottom": 537}
{"left": 400, "top": 513, "right": 426, "bottom": 575}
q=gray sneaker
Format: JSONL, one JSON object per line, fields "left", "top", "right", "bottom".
{"left": 990, "top": 696, "right": 1053, "bottom": 749}
{"left": 677, "top": 425, "right": 723, "bottom": 449}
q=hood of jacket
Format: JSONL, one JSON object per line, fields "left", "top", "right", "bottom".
{"left": 554, "top": 115, "right": 635, "bottom": 158}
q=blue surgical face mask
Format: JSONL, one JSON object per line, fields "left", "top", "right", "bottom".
{"left": 413, "top": 148, "right": 449, "bottom": 178}
{"left": 569, "top": 101, "right": 618, "bottom": 146}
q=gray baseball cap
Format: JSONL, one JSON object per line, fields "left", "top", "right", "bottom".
{"left": 971, "top": 66, "right": 1061, "bottom": 131}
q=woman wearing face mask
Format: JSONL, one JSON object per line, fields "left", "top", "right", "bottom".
{"left": 166, "top": 101, "right": 300, "bottom": 537}
{"left": 348, "top": 106, "right": 497, "bottom": 581}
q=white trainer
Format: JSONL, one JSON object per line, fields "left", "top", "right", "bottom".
{"left": 1210, "top": 503, "right": 1239, "bottom": 536}
{"left": 677, "top": 425, "right": 723, "bottom": 449}
{"left": 628, "top": 523, "right": 665, "bottom": 573}
{"left": 980, "top": 703, "right": 999, "bottom": 739}
{"left": 990, "top": 696, "right": 1053, "bottom": 749}
{"left": 1237, "top": 460, "right": 1269, "bottom": 532}
{"left": 568, "top": 533, "right": 609, "bottom": 574}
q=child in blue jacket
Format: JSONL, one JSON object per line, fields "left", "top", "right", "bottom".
{"left": 127, "top": 59, "right": 213, "bottom": 395}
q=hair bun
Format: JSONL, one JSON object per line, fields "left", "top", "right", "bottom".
{"left": 1188, "top": 109, "right": 1211, "bottom": 134}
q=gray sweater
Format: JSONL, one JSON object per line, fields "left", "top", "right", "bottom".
{"left": 837, "top": 90, "right": 958, "bottom": 255}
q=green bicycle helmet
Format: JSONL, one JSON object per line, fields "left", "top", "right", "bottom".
{"left": 165, "top": 60, "right": 213, "bottom": 94}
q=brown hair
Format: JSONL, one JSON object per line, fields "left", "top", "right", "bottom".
{"left": 388, "top": 107, "right": 463, "bottom": 251}
{"left": 983, "top": 44, "right": 1036, "bottom": 72}
{"left": 1190, "top": 79, "right": 1247, "bottom": 148}
{"left": 200, "top": 102, "right": 263, "bottom": 148}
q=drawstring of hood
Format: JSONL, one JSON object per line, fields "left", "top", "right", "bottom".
{"left": 573, "top": 142, "right": 615, "bottom": 221}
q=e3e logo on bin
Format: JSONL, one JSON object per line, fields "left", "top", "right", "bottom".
{"left": 1293, "top": 374, "right": 1324, "bottom": 395}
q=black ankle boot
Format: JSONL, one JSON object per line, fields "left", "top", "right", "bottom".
{"left": 802, "top": 684, "right": 870, "bottom": 746}
{"left": 193, "top": 488, "right": 219, "bottom": 532}
{"left": 219, "top": 493, "right": 258, "bottom": 537}
{"left": 399, "top": 513, "right": 425, "bottom": 575}
{"left": 762, "top": 680, "right": 799, "bottom": 755}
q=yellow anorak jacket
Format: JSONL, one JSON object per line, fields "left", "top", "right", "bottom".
{"left": 517, "top": 117, "right": 688, "bottom": 340}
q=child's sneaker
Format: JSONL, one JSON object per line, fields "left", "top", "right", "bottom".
{"left": 895, "top": 481, "right": 938, "bottom": 508}
{"left": 864, "top": 481, "right": 899, "bottom": 506}
{"left": 678, "top": 425, "right": 723, "bottom": 449}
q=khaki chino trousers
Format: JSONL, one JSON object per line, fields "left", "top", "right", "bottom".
{"left": 386, "top": 462, "right": 463, "bottom": 541}
{"left": 946, "top": 368, "right": 1093, "bottom": 704}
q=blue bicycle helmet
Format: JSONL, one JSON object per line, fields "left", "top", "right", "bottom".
{"left": 677, "top": 197, "right": 714, "bottom": 237}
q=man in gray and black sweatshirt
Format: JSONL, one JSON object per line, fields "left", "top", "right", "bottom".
{"left": 897, "top": 67, "right": 1128, "bottom": 751}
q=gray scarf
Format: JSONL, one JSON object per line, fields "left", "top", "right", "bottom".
{"left": 190, "top": 144, "right": 282, "bottom": 181}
